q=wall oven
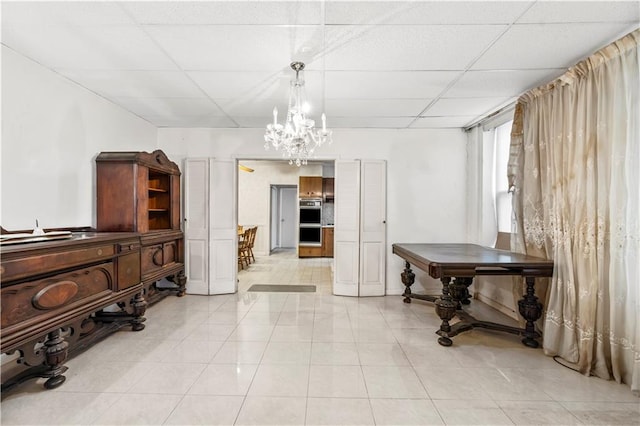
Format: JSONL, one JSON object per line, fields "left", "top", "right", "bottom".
{"left": 299, "top": 199, "right": 322, "bottom": 246}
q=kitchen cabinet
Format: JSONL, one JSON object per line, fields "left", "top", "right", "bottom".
{"left": 299, "top": 176, "right": 322, "bottom": 198}
{"left": 299, "top": 246, "right": 322, "bottom": 257}
{"left": 322, "top": 227, "right": 334, "bottom": 257}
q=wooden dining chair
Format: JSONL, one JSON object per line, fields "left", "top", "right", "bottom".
{"left": 238, "top": 229, "right": 251, "bottom": 270}
{"left": 247, "top": 227, "right": 257, "bottom": 264}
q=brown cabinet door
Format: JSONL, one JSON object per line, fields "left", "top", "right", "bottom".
{"left": 322, "top": 228, "right": 334, "bottom": 257}
{"left": 299, "top": 176, "right": 322, "bottom": 198}
{"left": 299, "top": 246, "right": 322, "bottom": 257}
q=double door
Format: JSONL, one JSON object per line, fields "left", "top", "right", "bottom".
{"left": 183, "top": 159, "right": 386, "bottom": 297}
{"left": 334, "top": 160, "right": 387, "bottom": 296}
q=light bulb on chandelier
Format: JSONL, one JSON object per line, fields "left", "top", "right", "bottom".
{"left": 264, "top": 61, "right": 332, "bottom": 166}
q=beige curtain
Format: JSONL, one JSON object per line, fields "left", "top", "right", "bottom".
{"left": 508, "top": 29, "right": 639, "bottom": 394}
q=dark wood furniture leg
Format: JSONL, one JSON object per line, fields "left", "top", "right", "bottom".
{"left": 42, "top": 328, "right": 69, "bottom": 389}
{"left": 171, "top": 271, "right": 187, "bottom": 297}
{"left": 450, "top": 277, "right": 473, "bottom": 307}
{"left": 400, "top": 262, "right": 438, "bottom": 304}
{"left": 401, "top": 261, "right": 415, "bottom": 303}
{"left": 435, "top": 277, "right": 457, "bottom": 347}
{"left": 518, "top": 276, "right": 543, "bottom": 348}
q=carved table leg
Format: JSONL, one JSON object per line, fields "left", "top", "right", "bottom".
{"left": 450, "top": 277, "right": 473, "bottom": 308}
{"left": 175, "top": 271, "right": 187, "bottom": 297}
{"left": 435, "top": 277, "right": 457, "bottom": 346}
{"left": 42, "top": 329, "right": 69, "bottom": 389}
{"left": 401, "top": 261, "right": 415, "bottom": 303}
{"left": 517, "top": 276, "right": 543, "bottom": 348}
{"left": 130, "top": 292, "right": 148, "bottom": 331}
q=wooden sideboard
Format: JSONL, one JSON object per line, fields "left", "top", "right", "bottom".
{"left": 1, "top": 232, "right": 148, "bottom": 392}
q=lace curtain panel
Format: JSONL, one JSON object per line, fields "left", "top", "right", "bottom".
{"left": 508, "top": 29, "right": 639, "bottom": 394}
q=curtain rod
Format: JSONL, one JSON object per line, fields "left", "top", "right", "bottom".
{"left": 463, "top": 102, "right": 516, "bottom": 132}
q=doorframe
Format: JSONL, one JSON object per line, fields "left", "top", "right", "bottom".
{"left": 270, "top": 184, "right": 297, "bottom": 251}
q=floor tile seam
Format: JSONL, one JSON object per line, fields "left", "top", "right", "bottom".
{"left": 42, "top": 388, "right": 127, "bottom": 425}
{"left": 158, "top": 393, "right": 190, "bottom": 425}
{"left": 493, "top": 399, "right": 586, "bottom": 424}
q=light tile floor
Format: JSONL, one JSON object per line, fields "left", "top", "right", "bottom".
{"left": 1, "top": 249, "right": 638, "bottom": 425}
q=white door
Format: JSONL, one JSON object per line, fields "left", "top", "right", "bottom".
{"left": 280, "top": 187, "right": 297, "bottom": 248}
{"left": 184, "top": 158, "right": 210, "bottom": 295}
{"left": 209, "top": 159, "right": 237, "bottom": 294}
{"left": 359, "top": 160, "right": 386, "bottom": 296}
{"left": 270, "top": 186, "right": 279, "bottom": 250}
{"left": 333, "top": 160, "right": 361, "bottom": 296}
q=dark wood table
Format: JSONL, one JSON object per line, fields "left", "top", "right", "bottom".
{"left": 392, "top": 243, "right": 554, "bottom": 348}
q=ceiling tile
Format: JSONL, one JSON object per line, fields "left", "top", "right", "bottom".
{"left": 234, "top": 117, "right": 278, "bottom": 128}
{"left": 328, "top": 117, "right": 414, "bottom": 128}
{"left": 518, "top": 1, "right": 640, "bottom": 24}
{"left": 444, "top": 70, "right": 564, "bottom": 98}
{"left": 216, "top": 97, "right": 300, "bottom": 119}
{"left": 325, "top": 99, "right": 429, "bottom": 117}
{"left": 425, "top": 97, "right": 514, "bottom": 117}
{"left": 325, "top": 71, "right": 462, "bottom": 99}
{"left": 55, "top": 70, "right": 205, "bottom": 98}
{"left": 151, "top": 115, "right": 238, "bottom": 128}
{"left": 473, "top": 23, "right": 635, "bottom": 70}
{"left": 123, "top": 1, "right": 321, "bottom": 25}
{"left": 325, "top": 1, "right": 532, "bottom": 25}
{"left": 324, "top": 24, "right": 508, "bottom": 70}
{"left": 112, "top": 97, "right": 225, "bottom": 118}
{"left": 1, "top": 1, "right": 135, "bottom": 25}
{"left": 144, "top": 25, "right": 324, "bottom": 71}
{"left": 410, "top": 116, "right": 478, "bottom": 128}
{"left": 188, "top": 70, "right": 324, "bottom": 103}
{"left": 2, "top": 24, "right": 176, "bottom": 70}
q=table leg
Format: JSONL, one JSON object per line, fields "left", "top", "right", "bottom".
{"left": 450, "top": 277, "right": 473, "bottom": 307}
{"left": 517, "top": 276, "right": 543, "bottom": 348}
{"left": 401, "top": 261, "right": 415, "bottom": 303}
{"left": 435, "top": 277, "right": 457, "bottom": 346}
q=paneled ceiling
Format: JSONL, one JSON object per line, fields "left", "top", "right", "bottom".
{"left": 2, "top": 1, "right": 638, "bottom": 129}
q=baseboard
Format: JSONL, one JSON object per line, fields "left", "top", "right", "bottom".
{"left": 474, "top": 292, "right": 519, "bottom": 321}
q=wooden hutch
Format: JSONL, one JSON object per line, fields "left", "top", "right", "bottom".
{"left": 96, "top": 150, "right": 186, "bottom": 302}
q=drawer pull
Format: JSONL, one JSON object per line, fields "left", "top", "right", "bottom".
{"left": 32, "top": 281, "right": 79, "bottom": 310}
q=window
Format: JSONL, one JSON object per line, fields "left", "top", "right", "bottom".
{"left": 493, "top": 120, "right": 513, "bottom": 233}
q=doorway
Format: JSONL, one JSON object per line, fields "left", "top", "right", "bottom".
{"left": 270, "top": 185, "right": 297, "bottom": 250}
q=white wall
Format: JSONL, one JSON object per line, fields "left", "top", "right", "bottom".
{"left": 238, "top": 160, "right": 322, "bottom": 256}
{"left": 1, "top": 47, "right": 157, "bottom": 230}
{"left": 158, "top": 127, "right": 468, "bottom": 295}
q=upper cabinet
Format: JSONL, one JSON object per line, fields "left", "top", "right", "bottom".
{"left": 299, "top": 176, "right": 323, "bottom": 198}
{"left": 323, "top": 178, "right": 335, "bottom": 202}
{"left": 96, "top": 150, "right": 181, "bottom": 233}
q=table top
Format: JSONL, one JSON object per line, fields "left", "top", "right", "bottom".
{"left": 392, "top": 243, "right": 554, "bottom": 278}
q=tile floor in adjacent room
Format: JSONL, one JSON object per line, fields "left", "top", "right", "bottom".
{"left": 1, "top": 249, "right": 638, "bottom": 425}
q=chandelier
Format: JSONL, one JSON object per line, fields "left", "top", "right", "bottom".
{"left": 264, "top": 61, "right": 332, "bottom": 166}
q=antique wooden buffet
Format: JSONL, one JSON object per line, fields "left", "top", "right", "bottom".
{"left": 1, "top": 150, "right": 186, "bottom": 392}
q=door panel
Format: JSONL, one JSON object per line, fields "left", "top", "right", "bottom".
{"left": 333, "top": 160, "right": 360, "bottom": 296}
{"left": 280, "top": 187, "right": 297, "bottom": 248}
{"left": 209, "top": 159, "right": 237, "bottom": 295}
{"left": 360, "top": 160, "right": 386, "bottom": 296}
{"left": 184, "top": 158, "right": 209, "bottom": 295}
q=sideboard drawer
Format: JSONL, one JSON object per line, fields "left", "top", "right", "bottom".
{"left": 1, "top": 245, "right": 116, "bottom": 282}
{"left": 1, "top": 263, "right": 115, "bottom": 329}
